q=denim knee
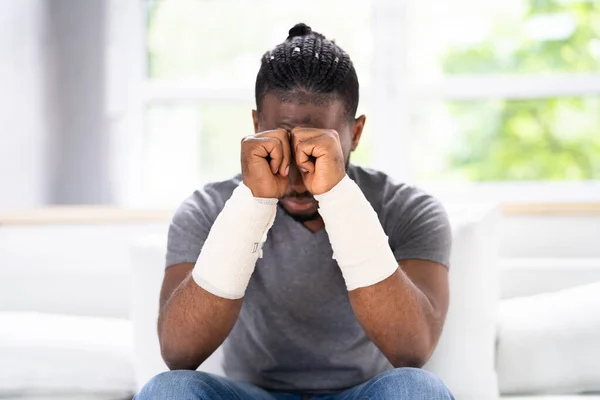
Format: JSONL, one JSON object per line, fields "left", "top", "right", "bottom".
{"left": 134, "top": 370, "right": 221, "bottom": 400}
{"left": 366, "top": 368, "right": 454, "bottom": 400}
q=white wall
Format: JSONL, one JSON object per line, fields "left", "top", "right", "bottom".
{"left": 0, "top": 0, "right": 49, "bottom": 210}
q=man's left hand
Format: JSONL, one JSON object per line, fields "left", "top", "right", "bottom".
{"left": 291, "top": 127, "right": 346, "bottom": 195}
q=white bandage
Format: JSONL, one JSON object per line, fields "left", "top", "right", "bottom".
{"left": 192, "top": 182, "right": 277, "bottom": 299}
{"left": 314, "top": 175, "right": 398, "bottom": 290}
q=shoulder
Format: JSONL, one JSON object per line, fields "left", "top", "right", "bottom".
{"left": 348, "top": 164, "right": 449, "bottom": 234}
{"left": 172, "top": 175, "right": 241, "bottom": 227}
{"left": 348, "top": 164, "right": 440, "bottom": 215}
{"left": 348, "top": 165, "right": 451, "bottom": 266}
{"left": 166, "top": 175, "right": 242, "bottom": 266}
{"left": 347, "top": 164, "right": 392, "bottom": 199}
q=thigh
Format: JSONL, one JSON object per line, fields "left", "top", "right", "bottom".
{"left": 334, "top": 368, "right": 455, "bottom": 400}
{"left": 134, "top": 370, "right": 276, "bottom": 400}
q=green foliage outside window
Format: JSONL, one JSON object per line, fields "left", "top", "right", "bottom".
{"left": 441, "top": 0, "right": 600, "bottom": 181}
{"left": 147, "top": 0, "right": 600, "bottom": 182}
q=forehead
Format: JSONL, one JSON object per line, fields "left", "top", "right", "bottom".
{"left": 258, "top": 93, "right": 347, "bottom": 131}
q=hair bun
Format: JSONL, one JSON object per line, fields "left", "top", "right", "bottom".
{"left": 287, "top": 23, "right": 312, "bottom": 39}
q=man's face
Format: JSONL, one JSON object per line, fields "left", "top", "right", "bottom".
{"left": 252, "top": 93, "right": 365, "bottom": 220}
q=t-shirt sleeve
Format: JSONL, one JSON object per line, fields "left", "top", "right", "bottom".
{"left": 165, "top": 186, "right": 229, "bottom": 268}
{"left": 382, "top": 187, "right": 452, "bottom": 268}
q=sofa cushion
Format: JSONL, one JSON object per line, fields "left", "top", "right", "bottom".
{"left": 0, "top": 312, "right": 134, "bottom": 397}
{"left": 498, "top": 282, "right": 600, "bottom": 395}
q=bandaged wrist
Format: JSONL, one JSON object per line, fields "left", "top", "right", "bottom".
{"left": 192, "top": 182, "right": 277, "bottom": 299}
{"left": 314, "top": 175, "right": 398, "bottom": 290}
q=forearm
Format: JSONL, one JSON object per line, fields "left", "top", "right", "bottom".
{"left": 315, "top": 175, "right": 444, "bottom": 366}
{"left": 348, "top": 268, "right": 440, "bottom": 367}
{"left": 158, "top": 273, "right": 242, "bottom": 370}
{"left": 158, "top": 183, "right": 277, "bottom": 369}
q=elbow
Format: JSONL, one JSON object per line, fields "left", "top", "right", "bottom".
{"left": 389, "top": 353, "right": 429, "bottom": 369}
{"left": 388, "top": 335, "right": 435, "bottom": 369}
{"left": 165, "top": 360, "right": 198, "bottom": 371}
{"left": 165, "top": 361, "right": 201, "bottom": 371}
{"left": 158, "top": 318, "right": 204, "bottom": 371}
{"left": 160, "top": 344, "right": 204, "bottom": 371}
{"left": 159, "top": 333, "right": 206, "bottom": 371}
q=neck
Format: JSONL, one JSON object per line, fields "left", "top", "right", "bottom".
{"left": 303, "top": 215, "right": 325, "bottom": 233}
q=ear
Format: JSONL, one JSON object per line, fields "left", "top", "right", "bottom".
{"left": 252, "top": 110, "right": 259, "bottom": 133}
{"left": 350, "top": 115, "right": 366, "bottom": 151}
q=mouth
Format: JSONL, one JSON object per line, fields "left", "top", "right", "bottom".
{"left": 281, "top": 196, "right": 317, "bottom": 212}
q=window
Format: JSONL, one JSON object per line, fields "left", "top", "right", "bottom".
{"left": 143, "top": 0, "right": 600, "bottom": 206}
{"left": 144, "top": 0, "right": 373, "bottom": 204}
{"left": 409, "top": 0, "right": 600, "bottom": 183}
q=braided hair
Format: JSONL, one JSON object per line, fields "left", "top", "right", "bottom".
{"left": 255, "top": 23, "right": 359, "bottom": 121}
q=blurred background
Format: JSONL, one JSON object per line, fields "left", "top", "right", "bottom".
{"left": 1, "top": 0, "right": 599, "bottom": 399}
{"left": 1, "top": 0, "right": 599, "bottom": 209}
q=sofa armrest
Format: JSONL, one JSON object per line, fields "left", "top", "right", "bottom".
{"left": 130, "top": 236, "right": 226, "bottom": 390}
{"left": 425, "top": 203, "right": 500, "bottom": 400}
{"left": 130, "top": 236, "right": 168, "bottom": 390}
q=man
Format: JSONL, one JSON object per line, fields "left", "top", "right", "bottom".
{"left": 136, "top": 23, "right": 454, "bottom": 400}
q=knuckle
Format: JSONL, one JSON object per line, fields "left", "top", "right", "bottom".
{"left": 276, "top": 127, "right": 288, "bottom": 136}
{"left": 241, "top": 135, "right": 257, "bottom": 147}
{"left": 257, "top": 129, "right": 285, "bottom": 139}
{"left": 268, "top": 137, "right": 282, "bottom": 151}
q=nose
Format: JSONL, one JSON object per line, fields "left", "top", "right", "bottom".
{"left": 287, "top": 162, "right": 306, "bottom": 192}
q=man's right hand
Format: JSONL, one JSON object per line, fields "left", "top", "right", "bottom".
{"left": 241, "top": 129, "right": 291, "bottom": 198}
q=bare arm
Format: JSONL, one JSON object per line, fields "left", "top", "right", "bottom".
{"left": 157, "top": 263, "right": 242, "bottom": 370}
{"left": 348, "top": 260, "right": 449, "bottom": 368}
{"left": 286, "top": 127, "right": 450, "bottom": 367}
{"left": 157, "top": 129, "right": 291, "bottom": 370}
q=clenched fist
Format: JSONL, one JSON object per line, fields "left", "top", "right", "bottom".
{"left": 241, "top": 129, "right": 291, "bottom": 198}
{"left": 291, "top": 127, "right": 346, "bottom": 195}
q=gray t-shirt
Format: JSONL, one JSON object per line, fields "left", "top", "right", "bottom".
{"left": 166, "top": 164, "right": 452, "bottom": 393}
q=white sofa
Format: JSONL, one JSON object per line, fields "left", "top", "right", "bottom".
{"left": 496, "top": 259, "right": 600, "bottom": 397}
{"left": 131, "top": 204, "right": 502, "bottom": 400}
{"left": 2, "top": 206, "right": 599, "bottom": 399}
{"left": 0, "top": 218, "right": 167, "bottom": 399}
{"left": 130, "top": 205, "right": 600, "bottom": 400}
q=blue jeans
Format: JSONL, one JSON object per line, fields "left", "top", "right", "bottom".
{"left": 134, "top": 368, "right": 455, "bottom": 400}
